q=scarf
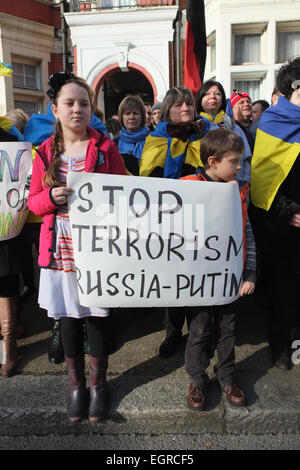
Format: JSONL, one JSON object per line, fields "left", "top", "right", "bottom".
{"left": 118, "top": 126, "right": 149, "bottom": 161}
{"left": 251, "top": 96, "right": 300, "bottom": 210}
{"left": 139, "top": 119, "right": 209, "bottom": 179}
{"left": 200, "top": 109, "right": 225, "bottom": 124}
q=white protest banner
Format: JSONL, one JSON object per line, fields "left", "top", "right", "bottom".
{"left": 68, "top": 173, "right": 244, "bottom": 308}
{"left": 0, "top": 141, "right": 32, "bottom": 241}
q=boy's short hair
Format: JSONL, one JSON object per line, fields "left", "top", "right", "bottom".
{"left": 200, "top": 127, "right": 244, "bottom": 167}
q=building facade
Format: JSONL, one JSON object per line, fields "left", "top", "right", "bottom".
{"left": 204, "top": 0, "right": 300, "bottom": 102}
{"left": 1, "top": 0, "right": 300, "bottom": 119}
{"left": 0, "top": 0, "right": 65, "bottom": 116}
{"left": 65, "top": 1, "right": 184, "bottom": 117}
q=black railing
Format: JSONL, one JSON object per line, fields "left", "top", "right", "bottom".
{"left": 69, "top": 1, "right": 176, "bottom": 12}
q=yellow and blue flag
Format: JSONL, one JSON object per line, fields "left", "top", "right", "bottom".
{"left": 139, "top": 120, "right": 209, "bottom": 179}
{"left": 0, "top": 116, "right": 24, "bottom": 141}
{"left": 0, "top": 61, "right": 13, "bottom": 77}
{"left": 24, "top": 103, "right": 110, "bottom": 146}
{"left": 251, "top": 95, "right": 300, "bottom": 211}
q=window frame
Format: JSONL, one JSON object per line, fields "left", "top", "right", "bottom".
{"left": 12, "top": 59, "right": 41, "bottom": 91}
{"left": 231, "top": 71, "right": 267, "bottom": 103}
{"left": 231, "top": 22, "right": 267, "bottom": 66}
{"left": 276, "top": 21, "right": 300, "bottom": 64}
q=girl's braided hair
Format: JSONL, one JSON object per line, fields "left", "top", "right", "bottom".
{"left": 43, "top": 71, "right": 94, "bottom": 187}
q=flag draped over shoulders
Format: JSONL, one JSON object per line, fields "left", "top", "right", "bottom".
{"left": 0, "top": 116, "right": 24, "bottom": 141}
{"left": 139, "top": 120, "right": 208, "bottom": 179}
{"left": 251, "top": 96, "right": 300, "bottom": 211}
{"left": 184, "top": 0, "right": 207, "bottom": 93}
{"left": 24, "top": 103, "right": 56, "bottom": 145}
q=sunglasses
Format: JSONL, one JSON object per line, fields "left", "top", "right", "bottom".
{"left": 292, "top": 80, "right": 300, "bottom": 90}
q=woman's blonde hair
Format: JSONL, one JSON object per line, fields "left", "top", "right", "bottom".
{"left": 44, "top": 76, "right": 94, "bottom": 187}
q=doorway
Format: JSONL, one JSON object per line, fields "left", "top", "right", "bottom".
{"left": 103, "top": 68, "right": 154, "bottom": 118}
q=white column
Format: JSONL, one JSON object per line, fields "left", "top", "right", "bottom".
{"left": 216, "top": 12, "right": 232, "bottom": 97}
{"left": 265, "top": 19, "right": 277, "bottom": 101}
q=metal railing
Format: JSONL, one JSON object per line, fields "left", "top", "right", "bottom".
{"left": 69, "top": 0, "right": 175, "bottom": 12}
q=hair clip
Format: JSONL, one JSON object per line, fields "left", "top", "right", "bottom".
{"left": 47, "top": 70, "right": 76, "bottom": 99}
{"left": 292, "top": 80, "right": 300, "bottom": 90}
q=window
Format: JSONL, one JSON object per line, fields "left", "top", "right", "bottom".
{"left": 277, "top": 31, "right": 300, "bottom": 63}
{"left": 207, "top": 32, "right": 216, "bottom": 74}
{"left": 233, "top": 80, "right": 261, "bottom": 102}
{"left": 14, "top": 100, "right": 42, "bottom": 117}
{"left": 234, "top": 34, "right": 261, "bottom": 65}
{"left": 12, "top": 61, "right": 40, "bottom": 90}
{"left": 210, "top": 42, "right": 216, "bottom": 73}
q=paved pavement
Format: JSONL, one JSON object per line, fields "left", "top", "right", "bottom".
{"left": 1, "top": 279, "right": 300, "bottom": 449}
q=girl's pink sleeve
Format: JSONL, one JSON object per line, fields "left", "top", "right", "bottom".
{"left": 27, "top": 152, "right": 59, "bottom": 217}
{"left": 109, "top": 141, "right": 127, "bottom": 175}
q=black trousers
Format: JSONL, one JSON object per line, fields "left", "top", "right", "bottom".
{"left": 267, "top": 271, "right": 300, "bottom": 358}
{"left": 163, "top": 307, "right": 190, "bottom": 338}
{"left": 61, "top": 316, "right": 111, "bottom": 358}
{"left": 185, "top": 303, "right": 237, "bottom": 388}
{"left": 0, "top": 274, "right": 19, "bottom": 297}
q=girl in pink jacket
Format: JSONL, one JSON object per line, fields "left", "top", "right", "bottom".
{"left": 28, "top": 72, "right": 126, "bottom": 424}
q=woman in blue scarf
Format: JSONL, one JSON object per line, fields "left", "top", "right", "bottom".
{"left": 113, "top": 95, "right": 149, "bottom": 175}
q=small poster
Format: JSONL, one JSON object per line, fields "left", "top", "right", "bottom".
{"left": 0, "top": 141, "right": 32, "bottom": 240}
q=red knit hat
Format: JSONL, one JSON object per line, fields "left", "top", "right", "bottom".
{"left": 230, "top": 90, "right": 251, "bottom": 108}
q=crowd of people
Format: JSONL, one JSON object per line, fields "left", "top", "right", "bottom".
{"left": 0, "top": 56, "right": 300, "bottom": 422}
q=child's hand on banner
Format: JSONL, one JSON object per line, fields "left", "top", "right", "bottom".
{"left": 51, "top": 186, "right": 74, "bottom": 205}
{"left": 290, "top": 212, "right": 300, "bottom": 228}
{"left": 240, "top": 281, "right": 255, "bottom": 296}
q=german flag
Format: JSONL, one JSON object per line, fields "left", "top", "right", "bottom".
{"left": 184, "top": 0, "right": 207, "bottom": 94}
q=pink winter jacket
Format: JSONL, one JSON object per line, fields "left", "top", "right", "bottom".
{"left": 28, "top": 126, "right": 126, "bottom": 268}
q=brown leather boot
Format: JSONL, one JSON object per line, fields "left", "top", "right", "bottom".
{"left": 0, "top": 297, "right": 18, "bottom": 377}
{"left": 222, "top": 383, "right": 245, "bottom": 407}
{"left": 89, "top": 355, "right": 109, "bottom": 423}
{"left": 65, "top": 355, "right": 87, "bottom": 423}
{"left": 187, "top": 384, "right": 205, "bottom": 411}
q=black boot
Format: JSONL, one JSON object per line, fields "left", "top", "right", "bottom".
{"left": 48, "top": 319, "right": 64, "bottom": 364}
{"left": 89, "top": 355, "right": 109, "bottom": 423}
{"left": 271, "top": 347, "right": 292, "bottom": 370}
{"left": 65, "top": 355, "right": 87, "bottom": 423}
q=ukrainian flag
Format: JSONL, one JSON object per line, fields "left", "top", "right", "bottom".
{"left": 0, "top": 61, "right": 13, "bottom": 77}
{"left": 251, "top": 95, "right": 300, "bottom": 211}
{"left": 139, "top": 120, "right": 208, "bottom": 179}
{"left": 0, "top": 116, "right": 24, "bottom": 141}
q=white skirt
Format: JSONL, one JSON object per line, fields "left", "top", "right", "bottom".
{"left": 38, "top": 213, "right": 109, "bottom": 319}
